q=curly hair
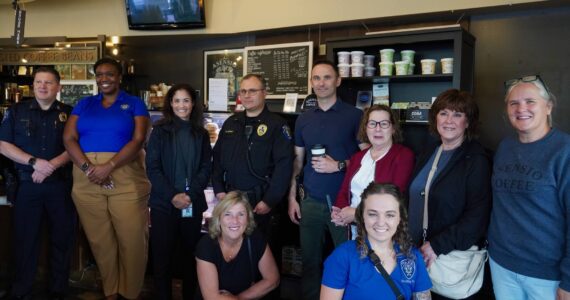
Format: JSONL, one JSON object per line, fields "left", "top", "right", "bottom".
{"left": 428, "top": 89, "right": 479, "bottom": 141}
{"left": 158, "top": 83, "right": 204, "bottom": 134}
{"left": 208, "top": 191, "right": 256, "bottom": 239}
{"left": 354, "top": 182, "right": 413, "bottom": 258}
{"left": 357, "top": 105, "right": 403, "bottom": 144}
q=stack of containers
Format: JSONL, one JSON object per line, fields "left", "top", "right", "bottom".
{"left": 350, "top": 51, "right": 365, "bottom": 77}
{"left": 337, "top": 51, "right": 351, "bottom": 77}
{"left": 363, "top": 55, "right": 376, "bottom": 77}
{"left": 400, "top": 50, "right": 415, "bottom": 75}
{"left": 379, "top": 48, "right": 394, "bottom": 76}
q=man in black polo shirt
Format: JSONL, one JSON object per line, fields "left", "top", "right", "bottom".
{"left": 0, "top": 67, "right": 75, "bottom": 300}
{"left": 212, "top": 73, "right": 293, "bottom": 234}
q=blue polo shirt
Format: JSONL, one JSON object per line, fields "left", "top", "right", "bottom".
{"left": 322, "top": 240, "right": 432, "bottom": 300}
{"left": 294, "top": 98, "right": 362, "bottom": 202}
{"left": 72, "top": 91, "right": 149, "bottom": 152}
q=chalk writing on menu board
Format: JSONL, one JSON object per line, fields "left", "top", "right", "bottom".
{"left": 245, "top": 42, "right": 313, "bottom": 99}
{"left": 58, "top": 81, "right": 97, "bottom": 106}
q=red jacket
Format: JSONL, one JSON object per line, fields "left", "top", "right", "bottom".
{"left": 334, "top": 143, "right": 415, "bottom": 208}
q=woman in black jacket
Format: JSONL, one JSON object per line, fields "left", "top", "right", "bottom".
{"left": 407, "top": 89, "right": 492, "bottom": 300}
{"left": 146, "top": 83, "right": 212, "bottom": 300}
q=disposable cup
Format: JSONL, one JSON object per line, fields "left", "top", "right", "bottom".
{"left": 363, "top": 55, "right": 375, "bottom": 68}
{"left": 364, "top": 67, "right": 376, "bottom": 77}
{"left": 379, "top": 62, "right": 394, "bottom": 76}
{"left": 441, "top": 58, "right": 454, "bottom": 74}
{"left": 338, "top": 63, "right": 350, "bottom": 78}
{"left": 337, "top": 51, "right": 351, "bottom": 64}
{"left": 407, "top": 63, "right": 415, "bottom": 75}
{"left": 379, "top": 49, "right": 395, "bottom": 63}
{"left": 350, "top": 51, "right": 365, "bottom": 64}
{"left": 395, "top": 61, "right": 409, "bottom": 76}
{"left": 350, "top": 63, "right": 364, "bottom": 77}
{"left": 400, "top": 50, "right": 416, "bottom": 63}
{"left": 421, "top": 59, "right": 437, "bottom": 75}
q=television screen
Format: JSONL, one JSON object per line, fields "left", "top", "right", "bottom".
{"left": 125, "top": 0, "right": 205, "bottom": 30}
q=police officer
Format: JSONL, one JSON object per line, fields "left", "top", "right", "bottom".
{"left": 212, "top": 73, "right": 293, "bottom": 234}
{"left": 0, "top": 67, "right": 75, "bottom": 300}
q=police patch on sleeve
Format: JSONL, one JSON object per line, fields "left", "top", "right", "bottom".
{"left": 281, "top": 125, "right": 292, "bottom": 140}
{"left": 2, "top": 109, "right": 10, "bottom": 122}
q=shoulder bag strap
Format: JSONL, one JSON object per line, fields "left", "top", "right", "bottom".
{"left": 247, "top": 236, "right": 255, "bottom": 285}
{"left": 422, "top": 146, "right": 443, "bottom": 243}
{"left": 367, "top": 249, "right": 404, "bottom": 300}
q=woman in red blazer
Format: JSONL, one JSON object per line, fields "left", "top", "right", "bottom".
{"left": 331, "top": 105, "right": 414, "bottom": 239}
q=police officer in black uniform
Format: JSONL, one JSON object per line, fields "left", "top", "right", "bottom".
{"left": 212, "top": 74, "right": 293, "bottom": 234}
{"left": 0, "top": 67, "right": 75, "bottom": 300}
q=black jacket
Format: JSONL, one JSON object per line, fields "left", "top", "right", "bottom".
{"left": 146, "top": 120, "right": 212, "bottom": 215}
{"left": 409, "top": 139, "right": 492, "bottom": 255}
{"left": 212, "top": 106, "right": 293, "bottom": 207}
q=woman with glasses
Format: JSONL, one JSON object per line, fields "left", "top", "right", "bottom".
{"left": 488, "top": 76, "right": 570, "bottom": 299}
{"left": 331, "top": 105, "right": 414, "bottom": 239}
{"left": 407, "top": 89, "right": 492, "bottom": 300}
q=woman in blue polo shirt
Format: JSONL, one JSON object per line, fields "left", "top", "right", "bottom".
{"left": 321, "top": 182, "right": 432, "bottom": 300}
{"left": 63, "top": 57, "right": 151, "bottom": 300}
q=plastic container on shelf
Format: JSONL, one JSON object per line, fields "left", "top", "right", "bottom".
{"left": 420, "top": 59, "right": 437, "bottom": 75}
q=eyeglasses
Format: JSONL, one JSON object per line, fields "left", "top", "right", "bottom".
{"left": 366, "top": 120, "right": 391, "bottom": 129}
{"left": 238, "top": 88, "right": 264, "bottom": 96}
{"left": 504, "top": 75, "right": 550, "bottom": 93}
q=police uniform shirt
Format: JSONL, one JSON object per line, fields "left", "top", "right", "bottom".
{"left": 212, "top": 105, "right": 293, "bottom": 207}
{"left": 0, "top": 99, "right": 72, "bottom": 179}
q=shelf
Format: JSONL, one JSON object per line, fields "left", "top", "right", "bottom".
{"left": 340, "top": 74, "right": 453, "bottom": 84}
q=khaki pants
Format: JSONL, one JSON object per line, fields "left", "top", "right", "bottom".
{"left": 72, "top": 152, "right": 150, "bottom": 299}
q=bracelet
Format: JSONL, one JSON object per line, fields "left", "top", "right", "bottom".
{"left": 108, "top": 160, "right": 116, "bottom": 168}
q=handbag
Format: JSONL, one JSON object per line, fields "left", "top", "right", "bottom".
{"left": 422, "top": 146, "right": 488, "bottom": 299}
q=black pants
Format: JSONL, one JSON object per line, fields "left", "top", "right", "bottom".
{"left": 11, "top": 180, "right": 76, "bottom": 296}
{"left": 150, "top": 208, "right": 203, "bottom": 300}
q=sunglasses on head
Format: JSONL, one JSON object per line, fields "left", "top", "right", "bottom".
{"left": 504, "top": 75, "right": 550, "bottom": 93}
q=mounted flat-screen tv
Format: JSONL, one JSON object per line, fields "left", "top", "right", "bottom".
{"left": 125, "top": 0, "right": 205, "bottom": 30}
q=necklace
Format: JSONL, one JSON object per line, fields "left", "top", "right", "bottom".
{"left": 220, "top": 238, "right": 242, "bottom": 261}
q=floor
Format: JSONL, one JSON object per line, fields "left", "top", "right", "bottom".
{"left": 0, "top": 267, "right": 301, "bottom": 300}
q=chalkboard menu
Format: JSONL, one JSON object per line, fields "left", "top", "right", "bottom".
{"left": 244, "top": 42, "right": 313, "bottom": 99}
{"left": 57, "top": 80, "right": 98, "bottom": 106}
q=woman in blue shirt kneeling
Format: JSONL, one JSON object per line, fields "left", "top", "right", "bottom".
{"left": 321, "top": 182, "right": 432, "bottom": 300}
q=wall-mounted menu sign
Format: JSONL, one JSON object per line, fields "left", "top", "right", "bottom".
{"left": 0, "top": 47, "right": 99, "bottom": 65}
{"left": 244, "top": 41, "right": 313, "bottom": 99}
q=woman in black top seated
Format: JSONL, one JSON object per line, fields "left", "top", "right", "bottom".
{"left": 195, "top": 191, "right": 279, "bottom": 300}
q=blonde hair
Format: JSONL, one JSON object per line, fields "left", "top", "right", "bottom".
{"left": 208, "top": 191, "right": 256, "bottom": 239}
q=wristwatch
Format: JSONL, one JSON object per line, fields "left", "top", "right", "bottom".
{"left": 338, "top": 160, "right": 347, "bottom": 172}
{"left": 80, "top": 162, "right": 90, "bottom": 172}
{"left": 28, "top": 157, "right": 36, "bottom": 166}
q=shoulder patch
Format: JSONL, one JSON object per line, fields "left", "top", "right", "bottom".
{"left": 281, "top": 125, "right": 292, "bottom": 140}
{"left": 2, "top": 109, "right": 10, "bottom": 123}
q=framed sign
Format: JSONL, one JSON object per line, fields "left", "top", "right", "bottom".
{"left": 57, "top": 80, "right": 98, "bottom": 106}
{"left": 204, "top": 49, "right": 244, "bottom": 107}
{"left": 244, "top": 41, "right": 313, "bottom": 99}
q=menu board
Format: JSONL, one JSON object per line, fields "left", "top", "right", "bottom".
{"left": 57, "top": 80, "right": 98, "bottom": 106}
{"left": 244, "top": 42, "right": 313, "bottom": 99}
